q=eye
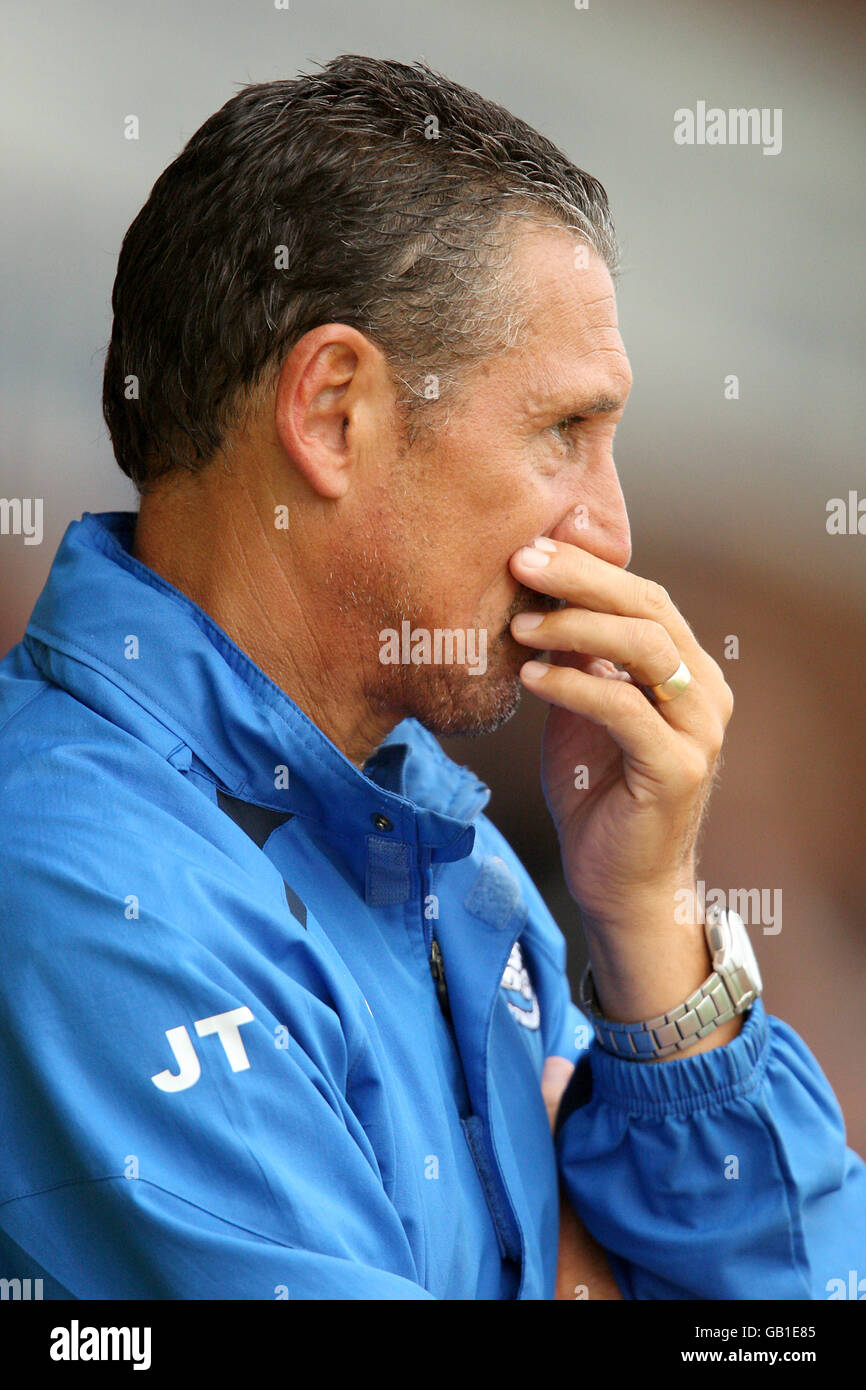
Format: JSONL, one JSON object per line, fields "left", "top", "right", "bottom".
{"left": 551, "top": 415, "right": 586, "bottom": 444}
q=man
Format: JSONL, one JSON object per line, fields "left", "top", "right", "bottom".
{"left": 0, "top": 54, "right": 862, "bottom": 1300}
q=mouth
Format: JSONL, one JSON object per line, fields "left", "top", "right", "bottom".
{"left": 503, "top": 585, "right": 565, "bottom": 627}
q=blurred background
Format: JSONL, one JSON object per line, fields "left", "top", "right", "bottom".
{"left": 1, "top": 0, "right": 863, "bottom": 1152}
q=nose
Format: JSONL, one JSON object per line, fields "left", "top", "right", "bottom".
{"left": 548, "top": 455, "right": 632, "bottom": 569}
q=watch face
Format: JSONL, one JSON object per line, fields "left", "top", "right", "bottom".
{"left": 726, "top": 910, "right": 763, "bottom": 998}
{"left": 738, "top": 924, "right": 763, "bottom": 994}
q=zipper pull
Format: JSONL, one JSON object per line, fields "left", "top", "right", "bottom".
{"left": 430, "top": 937, "right": 452, "bottom": 1020}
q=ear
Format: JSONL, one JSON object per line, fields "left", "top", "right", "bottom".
{"left": 273, "top": 324, "right": 385, "bottom": 500}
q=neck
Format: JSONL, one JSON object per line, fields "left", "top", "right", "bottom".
{"left": 131, "top": 471, "right": 397, "bottom": 770}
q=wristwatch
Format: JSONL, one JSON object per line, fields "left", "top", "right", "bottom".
{"left": 579, "top": 903, "right": 763, "bottom": 1060}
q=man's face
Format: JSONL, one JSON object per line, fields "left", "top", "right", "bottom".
{"left": 348, "top": 225, "right": 633, "bottom": 738}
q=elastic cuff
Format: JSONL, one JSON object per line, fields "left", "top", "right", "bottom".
{"left": 585, "top": 997, "right": 770, "bottom": 1118}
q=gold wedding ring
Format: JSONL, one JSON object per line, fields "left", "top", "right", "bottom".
{"left": 648, "top": 658, "right": 692, "bottom": 703}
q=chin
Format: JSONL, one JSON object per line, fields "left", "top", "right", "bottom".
{"left": 409, "top": 660, "right": 525, "bottom": 739}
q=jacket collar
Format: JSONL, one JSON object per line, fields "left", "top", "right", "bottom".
{"left": 24, "top": 512, "right": 490, "bottom": 868}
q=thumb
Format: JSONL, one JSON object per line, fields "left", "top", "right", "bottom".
{"left": 541, "top": 1055, "right": 576, "bottom": 1133}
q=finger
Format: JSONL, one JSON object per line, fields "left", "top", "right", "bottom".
{"left": 509, "top": 537, "right": 714, "bottom": 684}
{"left": 519, "top": 659, "right": 710, "bottom": 797}
{"left": 511, "top": 607, "right": 714, "bottom": 738}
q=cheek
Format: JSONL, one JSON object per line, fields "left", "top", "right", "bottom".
{"left": 412, "top": 435, "right": 553, "bottom": 584}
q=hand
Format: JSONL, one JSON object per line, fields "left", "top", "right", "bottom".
{"left": 509, "top": 535, "right": 739, "bottom": 1037}
{"left": 509, "top": 536, "right": 733, "bottom": 930}
{"left": 541, "top": 1056, "right": 623, "bottom": 1300}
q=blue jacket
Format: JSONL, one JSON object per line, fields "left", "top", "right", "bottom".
{"left": 0, "top": 511, "right": 863, "bottom": 1300}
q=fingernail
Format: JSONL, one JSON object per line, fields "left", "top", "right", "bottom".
{"left": 532, "top": 536, "right": 557, "bottom": 552}
{"left": 512, "top": 612, "right": 545, "bottom": 632}
{"left": 521, "top": 660, "right": 551, "bottom": 679}
{"left": 515, "top": 545, "right": 551, "bottom": 568}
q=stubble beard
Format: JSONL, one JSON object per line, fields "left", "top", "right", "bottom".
{"left": 330, "top": 539, "right": 563, "bottom": 740}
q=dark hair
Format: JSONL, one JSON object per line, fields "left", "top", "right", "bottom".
{"left": 102, "top": 54, "right": 620, "bottom": 491}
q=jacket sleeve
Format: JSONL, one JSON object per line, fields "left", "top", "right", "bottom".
{"left": 554, "top": 995, "right": 866, "bottom": 1299}
{"left": 0, "top": 814, "right": 433, "bottom": 1300}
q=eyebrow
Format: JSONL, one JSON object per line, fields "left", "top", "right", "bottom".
{"left": 572, "top": 393, "right": 625, "bottom": 416}
{"left": 528, "top": 390, "right": 627, "bottom": 420}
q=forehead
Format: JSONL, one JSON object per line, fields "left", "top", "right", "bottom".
{"left": 501, "top": 223, "right": 632, "bottom": 408}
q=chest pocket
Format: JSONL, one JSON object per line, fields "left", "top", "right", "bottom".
{"left": 463, "top": 855, "right": 542, "bottom": 1039}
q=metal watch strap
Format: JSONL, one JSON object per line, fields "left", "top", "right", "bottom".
{"left": 579, "top": 964, "right": 740, "bottom": 1059}
{"left": 578, "top": 902, "right": 763, "bottom": 1060}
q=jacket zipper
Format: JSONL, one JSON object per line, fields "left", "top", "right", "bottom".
{"left": 423, "top": 867, "right": 522, "bottom": 1278}
{"left": 429, "top": 936, "right": 451, "bottom": 1021}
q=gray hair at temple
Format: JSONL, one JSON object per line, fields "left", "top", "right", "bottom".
{"left": 102, "top": 53, "right": 620, "bottom": 491}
